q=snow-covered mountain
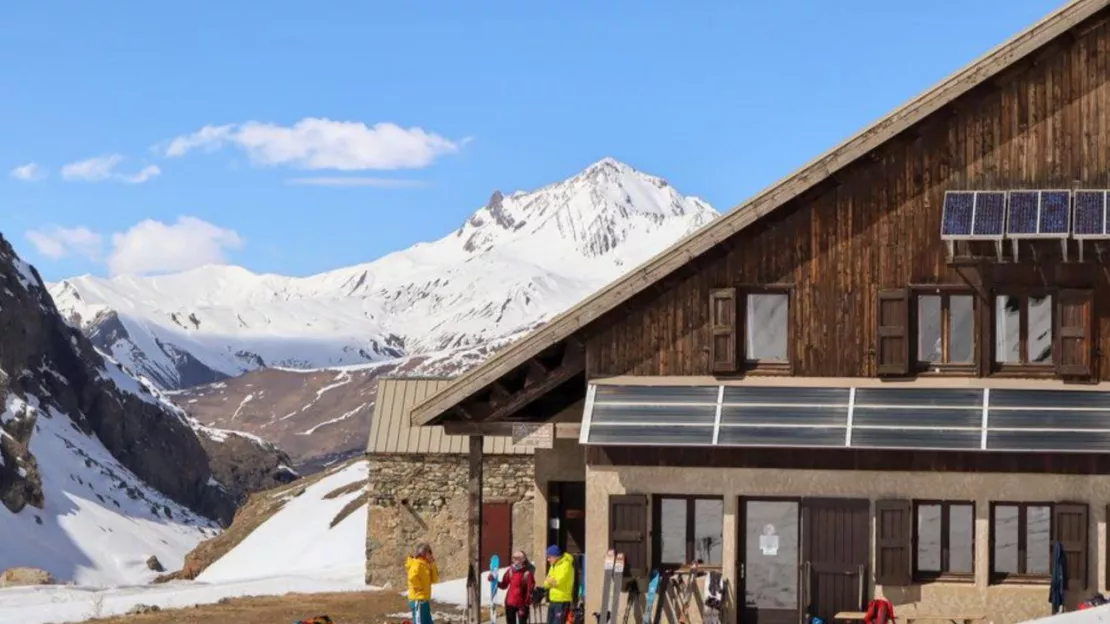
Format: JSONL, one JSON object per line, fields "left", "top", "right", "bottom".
{"left": 48, "top": 158, "right": 719, "bottom": 390}
{"left": 0, "top": 234, "right": 301, "bottom": 586}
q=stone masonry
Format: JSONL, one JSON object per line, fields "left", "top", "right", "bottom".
{"left": 365, "top": 452, "right": 534, "bottom": 588}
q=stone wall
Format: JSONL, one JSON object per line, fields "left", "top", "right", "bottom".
{"left": 365, "top": 452, "right": 534, "bottom": 588}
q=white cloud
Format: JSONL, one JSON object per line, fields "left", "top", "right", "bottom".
{"left": 285, "top": 176, "right": 426, "bottom": 188}
{"left": 24, "top": 226, "right": 104, "bottom": 260}
{"left": 10, "top": 162, "right": 45, "bottom": 181}
{"left": 107, "top": 216, "right": 243, "bottom": 276}
{"left": 161, "top": 118, "right": 461, "bottom": 171}
{"left": 61, "top": 154, "right": 161, "bottom": 184}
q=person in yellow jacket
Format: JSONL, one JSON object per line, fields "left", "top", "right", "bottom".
{"left": 406, "top": 542, "right": 439, "bottom": 624}
{"left": 542, "top": 545, "right": 575, "bottom": 624}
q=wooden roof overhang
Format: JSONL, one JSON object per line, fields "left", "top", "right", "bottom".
{"left": 410, "top": 0, "right": 1110, "bottom": 433}
{"left": 580, "top": 376, "right": 1110, "bottom": 455}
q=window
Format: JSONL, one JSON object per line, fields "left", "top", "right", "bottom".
{"left": 914, "top": 501, "right": 974, "bottom": 581}
{"left": 653, "top": 495, "right": 723, "bottom": 569}
{"left": 744, "top": 292, "right": 789, "bottom": 365}
{"left": 994, "top": 294, "right": 1053, "bottom": 366}
{"left": 916, "top": 293, "right": 975, "bottom": 368}
{"left": 991, "top": 503, "right": 1052, "bottom": 579}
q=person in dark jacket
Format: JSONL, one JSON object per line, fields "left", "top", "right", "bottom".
{"left": 489, "top": 550, "right": 536, "bottom": 624}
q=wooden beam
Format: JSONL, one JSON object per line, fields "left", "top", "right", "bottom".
{"left": 445, "top": 421, "right": 582, "bottom": 438}
{"left": 524, "top": 359, "right": 549, "bottom": 386}
{"left": 490, "top": 381, "right": 513, "bottom": 407}
{"left": 480, "top": 350, "right": 584, "bottom": 424}
{"left": 467, "top": 435, "right": 483, "bottom": 624}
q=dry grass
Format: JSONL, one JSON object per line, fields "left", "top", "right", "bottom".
{"left": 323, "top": 479, "right": 365, "bottom": 500}
{"left": 331, "top": 491, "right": 369, "bottom": 528}
{"left": 86, "top": 589, "right": 456, "bottom": 624}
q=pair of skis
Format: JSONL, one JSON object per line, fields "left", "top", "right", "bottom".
{"left": 701, "top": 572, "right": 725, "bottom": 624}
{"left": 595, "top": 550, "right": 626, "bottom": 624}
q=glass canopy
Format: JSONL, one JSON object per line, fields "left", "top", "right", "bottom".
{"left": 579, "top": 383, "right": 1110, "bottom": 453}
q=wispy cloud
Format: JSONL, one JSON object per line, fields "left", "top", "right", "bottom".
{"left": 26, "top": 217, "right": 243, "bottom": 276}
{"left": 285, "top": 176, "right": 427, "bottom": 188}
{"left": 160, "top": 118, "right": 462, "bottom": 171}
{"left": 24, "top": 226, "right": 104, "bottom": 260}
{"left": 61, "top": 154, "right": 161, "bottom": 184}
{"left": 10, "top": 162, "right": 46, "bottom": 182}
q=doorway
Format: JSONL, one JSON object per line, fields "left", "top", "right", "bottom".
{"left": 739, "top": 497, "right": 869, "bottom": 624}
{"left": 548, "top": 481, "right": 586, "bottom": 554}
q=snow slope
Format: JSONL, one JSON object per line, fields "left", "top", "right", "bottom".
{"left": 196, "top": 459, "right": 369, "bottom": 583}
{"left": 49, "top": 158, "right": 719, "bottom": 390}
{"left": 0, "top": 390, "right": 220, "bottom": 586}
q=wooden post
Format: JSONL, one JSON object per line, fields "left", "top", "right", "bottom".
{"left": 468, "top": 435, "right": 484, "bottom": 624}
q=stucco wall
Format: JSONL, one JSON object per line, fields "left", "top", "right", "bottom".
{"left": 583, "top": 464, "right": 1110, "bottom": 624}
{"left": 365, "top": 452, "right": 534, "bottom": 587}
{"left": 532, "top": 437, "right": 588, "bottom": 584}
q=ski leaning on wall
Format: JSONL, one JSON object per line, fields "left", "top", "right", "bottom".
{"left": 607, "top": 553, "right": 626, "bottom": 624}
{"left": 489, "top": 554, "right": 501, "bottom": 624}
{"left": 702, "top": 571, "right": 724, "bottom": 624}
{"left": 642, "top": 571, "right": 661, "bottom": 624}
{"left": 595, "top": 550, "right": 616, "bottom": 624}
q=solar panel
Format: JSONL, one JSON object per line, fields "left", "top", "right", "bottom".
{"left": 971, "top": 191, "right": 1006, "bottom": 236}
{"left": 1005, "top": 189, "right": 1072, "bottom": 239}
{"left": 1073, "top": 190, "right": 1109, "bottom": 238}
{"left": 940, "top": 191, "right": 975, "bottom": 238}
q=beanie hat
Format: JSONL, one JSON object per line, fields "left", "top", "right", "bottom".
{"left": 546, "top": 545, "right": 561, "bottom": 558}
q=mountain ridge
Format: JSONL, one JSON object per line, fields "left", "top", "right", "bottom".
{"left": 49, "top": 157, "right": 719, "bottom": 392}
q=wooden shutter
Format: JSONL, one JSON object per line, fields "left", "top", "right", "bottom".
{"left": 610, "top": 494, "right": 648, "bottom": 580}
{"left": 709, "top": 288, "right": 738, "bottom": 373}
{"left": 876, "top": 289, "right": 911, "bottom": 376}
{"left": 874, "top": 499, "right": 912, "bottom": 586}
{"left": 1055, "top": 289, "right": 1094, "bottom": 378}
{"left": 1053, "top": 503, "right": 1089, "bottom": 589}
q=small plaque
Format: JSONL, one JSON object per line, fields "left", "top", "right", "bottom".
{"left": 512, "top": 423, "right": 554, "bottom": 448}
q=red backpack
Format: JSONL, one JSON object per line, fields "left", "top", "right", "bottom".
{"left": 865, "top": 599, "right": 895, "bottom": 624}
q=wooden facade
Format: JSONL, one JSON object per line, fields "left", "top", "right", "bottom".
{"left": 585, "top": 8, "right": 1110, "bottom": 382}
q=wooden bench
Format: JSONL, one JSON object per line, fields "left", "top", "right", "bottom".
{"left": 833, "top": 613, "right": 985, "bottom": 624}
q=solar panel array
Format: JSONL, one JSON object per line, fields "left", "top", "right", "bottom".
{"left": 581, "top": 383, "right": 1110, "bottom": 453}
{"left": 940, "top": 189, "right": 1109, "bottom": 241}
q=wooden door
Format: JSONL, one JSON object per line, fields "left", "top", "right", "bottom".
{"left": 481, "top": 501, "right": 513, "bottom": 566}
{"left": 801, "top": 499, "right": 870, "bottom": 624}
{"left": 739, "top": 498, "right": 801, "bottom": 624}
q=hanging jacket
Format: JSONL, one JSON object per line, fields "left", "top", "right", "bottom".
{"left": 1050, "top": 541, "right": 1067, "bottom": 615}
{"left": 406, "top": 555, "right": 440, "bottom": 601}
{"left": 864, "top": 598, "right": 896, "bottom": 624}
{"left": 545, "top": 553, "right": 576, "bottom": 603}
{"left": 498, "top": 564, "right": 536, "bottom": 609}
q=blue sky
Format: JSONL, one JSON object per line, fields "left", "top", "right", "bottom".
{"left": 1, "top": 0, "right": 1062, "bottom": 282}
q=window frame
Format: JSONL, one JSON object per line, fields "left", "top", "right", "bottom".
{"left": 911, "top": 287, "right": 977, "bottom": 374}
{"left": 912, "top": 499, "right": 975, "bottom": 583}
{"left": 651, "top": 494, "right": 724, "bottom": 571}
{"left": 741, "top": 284, "right": 794, "bottom": 374}
{"left": 991, "top": 290, "right": 1055, "bottom": 373}
{"left": 989, "top": 501, "right": 1054, "bottom": 583}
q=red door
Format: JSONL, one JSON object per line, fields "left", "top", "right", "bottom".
{"left": 481, "top": 502, "right": 513, "bottom": 566}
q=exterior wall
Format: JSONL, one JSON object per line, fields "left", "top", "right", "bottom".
{"left": 582, "top": 464, "right": 1110, "bottom": 624}
{"left": 365, "top": 452, "right": 534, "bottom": 588}
{"left": 532, "top": 437, "right": 588, "bottom": 584}
{"left": 583, "top": 8, "right": 1110, "bottom": 381}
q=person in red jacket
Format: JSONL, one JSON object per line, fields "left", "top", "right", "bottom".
{"left": 488, "top": 550, "right": 536, "bottom": 624}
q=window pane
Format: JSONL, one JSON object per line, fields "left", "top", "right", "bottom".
{"left": 949, "top": 296, "right": 974, "bottom": 364}
{"left": 918, "top": 296, "right": 942, "bottom": 364}
{"left": 660, "top": 498, "right": 687, "bottom": 564}
{"left": 916, "top": 504, "right": 942, "bottom": 572}
{"left": 948, "top": 504, "right": 974, "bottom": 574}
{"left": 746, "top": 294, "right": 789, "bottom": 361}
{"left": 993, "top": 505, "right": 1019, "bottom": 574}
{"left": 693, "top": 499, "right": 724, "bottom": 565}
{"left": 1026, "top": 506, "right": 1051, "bottom": 575}
{"left": 1028, "top": 296, "right": 1053, "bottom": 364}
{"left": 995, "top": 297, "right": 1021, "bottom": 363}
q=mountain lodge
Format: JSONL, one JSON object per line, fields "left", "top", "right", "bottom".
{"left": 409, "top": 1, "right": 1110, "bottom": 623}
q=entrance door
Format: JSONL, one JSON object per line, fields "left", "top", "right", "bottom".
{"left": 740, "top": 499, "right": 801, "bottom": 624}
{"left": 549, "top": 481, "right": 586, "bottom": 554}
{"left": 801, "top": 499, "right": 869, "bottom": 623}
{"left": 481, "top": 501, "right": 513, "bottom": 566}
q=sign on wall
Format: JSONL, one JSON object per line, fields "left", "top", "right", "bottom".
{"left": 512, "top": 423, "right": 554, "bottom": 449}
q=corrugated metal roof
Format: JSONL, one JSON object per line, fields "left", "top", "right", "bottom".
{"left": 367, "top": 377, "right": 532, "bottom": 455}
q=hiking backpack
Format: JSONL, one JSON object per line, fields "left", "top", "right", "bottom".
{"left": 864, "top": 599, "right": 896, "bottom": 624}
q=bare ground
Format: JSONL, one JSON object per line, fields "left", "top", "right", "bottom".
{"left": 86, "top": 589, "right": 462, "bottom": 624}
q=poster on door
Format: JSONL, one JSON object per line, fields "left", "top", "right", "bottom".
{"left": 759, "top": 524, "right": 779, "bottom": 556}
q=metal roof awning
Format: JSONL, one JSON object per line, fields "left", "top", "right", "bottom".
{"left": 578, "top": 380, "right": 1110, "bottom": 453}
